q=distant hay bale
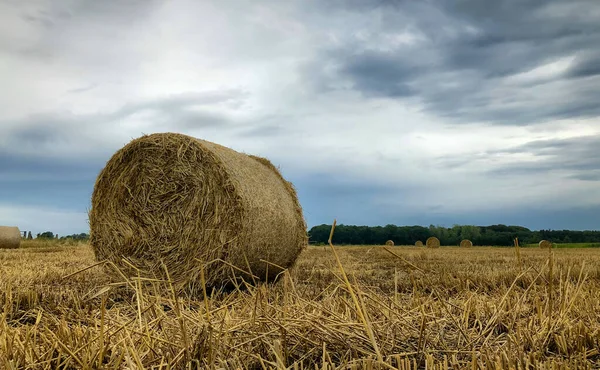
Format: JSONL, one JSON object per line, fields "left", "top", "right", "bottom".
{"left": 539, "top": 240, "right": 552, "bottom": 249}
{"left": 89, "top": 133, "right": 307, "bottom": 290}
{"left": 415, "top": 240, "right": 424, "bottom": 247}
{"left": 460, "top": 239, "right": 473, "bottom": 248}
{"left": 385, "top": 240, "right": 394, "bottom": 246}
{"left": 426, "top": 237, "right": 440, "bottom": 248}
{"left": 0, "top": 226, "right": 21, "bottom": 249}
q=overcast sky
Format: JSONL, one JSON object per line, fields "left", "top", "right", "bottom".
{"left": 2, "top": 0, "right": 600, "bottom": 235}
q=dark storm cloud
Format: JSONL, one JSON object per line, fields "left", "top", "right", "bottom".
{"left": 308, "top": 0, "right": 600, "bottom": 125}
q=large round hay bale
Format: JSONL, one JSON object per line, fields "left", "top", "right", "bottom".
{"left": 460, "top": 239, "right": 473, "bottom": 248}
{"left": 539, "top": 240, "right": 552, "bottom": 249}
{"left": 89, "top": 133, "right": 307, "bottom": 289}
{"left": 415, "top": 240, "right": 424, "bottom": 247}
{"left": 385, "top": 240, "right": 394, "bottom": 246}
{"left": 0, "top": 226, "right": 21, "bottom": 249}
{"left": 426, "top": 236, "right": 440, "bottom": 248}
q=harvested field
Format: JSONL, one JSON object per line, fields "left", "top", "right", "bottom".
{"left": 1, "top": 242, "right": 600, "bottom": 369}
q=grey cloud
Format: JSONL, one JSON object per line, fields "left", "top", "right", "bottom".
{"left": 110, "top": 90, "right": 248, "bottom": 130}
{"left": 0, "top": 150, "right": 99, "bottom": 178}
{"left": 2, "top": 0, "right": 163, "bottom": 57}
{"left": 487, "top": 135, "right": 600, "bottom": 179}
{"left": 306, "top": 0, "right": 600, "bottom": 125}
{"left": 2, "top": 89, "right": 244, "bottom": 154}
{"left": 339, "top": 52, "right": 418, "bottom": 97}
{"left": 67, "top": 83, "right": 98, "bottom": 94}
{"left": 293, "top": 172, "right": 422, "bottom": 226}
{"left": 10, "top": 122, "right": 64, "bottom": 146}
{"left": 567, "top": 52, "right": 600, "bottom": 78}
{"left": 571, "top": 172, "right": 600, "bottom": 182}
{"left": 430, "top": 134, "right": 600, "bottom": 182}
{"left": 238, "top": 124, "right": 285, "bottom": 138}
{"left": 17, "top": 0, "right": 161, "bottom": 29}
{"left": 21, "top": 12, "right": 55, "bottom": 29}
{"left": 295, "top": 170, "right": 600, "bottom": 230}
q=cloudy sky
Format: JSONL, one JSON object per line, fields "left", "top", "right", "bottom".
{"left": 2, "top": 0, "right": 600, "bottom": 235}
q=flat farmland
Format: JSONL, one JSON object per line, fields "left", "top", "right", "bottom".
{"left": 1, "top": 243, "right": 600, "bottom": 369}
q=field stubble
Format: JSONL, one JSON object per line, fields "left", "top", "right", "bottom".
{"left": 1, "top": 242, "right": 600, "bottom": 369}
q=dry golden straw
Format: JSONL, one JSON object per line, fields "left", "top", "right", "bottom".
{"left": 539, "top": 240, "right": 552, "bottom": 249}
{"left": 426, "top": 236, "right": 440, "bottom": 248}
{"left": 385, "top": 240, "right": 394, "bottom": 246}
{"left": 89, "top": 133, "right": 307, "bottom": 289}
{"left": 415, "top": 240, "right": 424, "bottom": 247}
{"left": 0, "top": 226, "right": 21, "bottom": 249}
{"left": 460, "top": 239, "right": 473, "bottom": 248}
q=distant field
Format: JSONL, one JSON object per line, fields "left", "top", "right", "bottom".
{"left": 312, "top": 242, "right": 600, "bottom": 248}
{"left": 2, "top": 242, "right": 600, "bottom": 368}
{"left": 522, "top": 242, "right": 600, "bottom": 248}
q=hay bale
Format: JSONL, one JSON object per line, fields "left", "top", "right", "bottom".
{"left": 385, "top": 240, "right": 394, "bottom": 246}
{"left": 426, "top": 236, "right": 440, "bottom": 249}
{"left": 539, "top": 240, "right": 552, "bottom": 249}
{"left": 415, "top": 240, "right": 424, "bottom": 247}
{"left": 0, "top": 226, "right": 21, "bottom": 249}
{"left": 460, "top": 239, "right": 473, "bottom": 248}
{"left": 89, "top": 133, "right": 307, "bottom": 289}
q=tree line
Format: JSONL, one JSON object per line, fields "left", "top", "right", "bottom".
{"left": 308, "top": 224, "right": 600, "bottom": 246}
{"left": 29, "top": 232, "right": 90, "bottom": 241}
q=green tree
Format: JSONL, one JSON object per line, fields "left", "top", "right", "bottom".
{"left": 38, "top": 231, "right": 54, "bottom": 239}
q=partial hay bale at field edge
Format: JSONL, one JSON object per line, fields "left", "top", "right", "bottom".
{"left": 539, "top": 240, "right": 552, "bottom": 249}
{"left": 426, "top": 237, "right": 440, "bottom": 249}
{"left": 415, "top": 240, "right": 424, "bottom": 247}
{"left": 460, "top": 239, "right": 473, "bottom": 248}
{"left": 89, "top": 133, "right": 308, "bottom": 290}
{"left": 0, "top": 226, "right": 21, "bottom": 249}
{"left": 385, "top": 240, "right": 394, "bottom": 246}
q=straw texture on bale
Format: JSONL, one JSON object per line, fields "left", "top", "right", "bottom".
{"left": 385, "top": 240, "right": 394, "bottom": 246}
{"left": 415, "top": 240, "right": 424, "bottom": 248}
{"left": 460, "top": 239, "right": 473, "bottom": 248}
{"left": 89, "top": 133, "right": 307, "bottom": 289}
{"left": 539, "top": 240, "right": 552, "bottom": 249}
{"left": 426, "top": 237, "right": 440, "bottom": 249}
{"left": 0, "top": 226, "right": 21, "bottom": 249}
